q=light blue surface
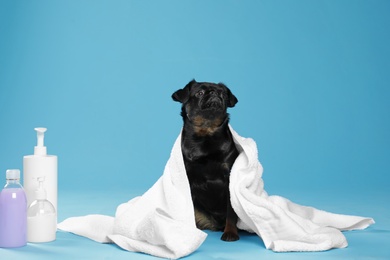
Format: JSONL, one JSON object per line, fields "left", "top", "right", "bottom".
{"left": 0, "top": 0, "right": 389, "bottom": 259}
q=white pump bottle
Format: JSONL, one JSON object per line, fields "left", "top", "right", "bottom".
{"left": 27, "top": 176, "right": 56, "bottom": 242}
{"left": 23, "top": 127, "right": 58, "bottom": 222}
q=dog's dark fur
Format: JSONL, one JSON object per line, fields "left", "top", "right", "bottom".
{"left": 172, "top": 79, "right": 240, "bottom": 241}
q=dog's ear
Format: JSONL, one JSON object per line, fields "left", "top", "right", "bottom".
{"left": 219, "top": 83, "right": 238, "bottom": 108}
{"left": 172, "top": 79, "right": 197, "bottom": 103}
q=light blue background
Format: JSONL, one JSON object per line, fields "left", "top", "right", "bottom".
{"left": 0, "top": 1, "right": 389, "bottom": 259}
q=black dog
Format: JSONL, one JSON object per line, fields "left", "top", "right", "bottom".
{"left": 172, "top": 79, "right": 240, "bottom": 241}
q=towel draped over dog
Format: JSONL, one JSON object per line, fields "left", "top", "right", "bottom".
{"left": 58, "top": 126, "right": 374, "bottom": 259}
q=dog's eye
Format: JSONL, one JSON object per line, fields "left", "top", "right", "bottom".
{"left": 196, "top": 90, "right": 205, "bottom": 97}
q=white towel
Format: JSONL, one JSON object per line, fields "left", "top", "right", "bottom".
{"left": 58, "top": 126, "right": 374, "bottom": 259}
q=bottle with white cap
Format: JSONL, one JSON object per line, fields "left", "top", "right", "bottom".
{"left": 23, "top": 127, "right": 58, "bottom": 223}
{"left": 0, "top": 169, "right": 27, "bottom": 248}
{"left": 27, "top": 176, "right": 56, "bottom": 242}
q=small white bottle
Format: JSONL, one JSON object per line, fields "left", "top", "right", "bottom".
{"left": 23, "top": 127, "right": 58, "bottom": 218}
{"left": 27, "top": 177, "right": 56, "bottom": 243}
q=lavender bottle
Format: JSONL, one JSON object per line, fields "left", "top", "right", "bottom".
{"left": 0, "top": 169, "right": 27, "bottom": 248}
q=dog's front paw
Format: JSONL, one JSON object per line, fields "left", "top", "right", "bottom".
{"left": 221, "top": 231, "right": 240, "bottom": 242}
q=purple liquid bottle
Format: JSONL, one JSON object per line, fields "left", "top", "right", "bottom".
{"left": 0, "top": 169, "right": 27, "bottom": 248}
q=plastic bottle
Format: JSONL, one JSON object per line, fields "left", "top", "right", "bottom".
{"left": 0, "top": 169, "right": 27, "bottom": 248}
{"left": 23, "top": 127, "right": 58, "bottom": 221}
{"left": 27, "top": 176, "right": 56, "bottom": 243}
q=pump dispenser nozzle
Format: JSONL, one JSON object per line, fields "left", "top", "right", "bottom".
{"left": 35, "top": 176, "right": 47, "bottom": 200}
{"left": 34, "top": 127, "right": 47, "bottom": 156}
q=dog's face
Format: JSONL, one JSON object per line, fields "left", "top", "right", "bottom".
{"left": 172, "top": 80, "right": 238, "bottom": 122}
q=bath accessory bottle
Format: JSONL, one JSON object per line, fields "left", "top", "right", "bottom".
{"left": 23, "top": 127, "right": 58, "bottom": 220}
{"left": 27, "top": 176, "right": 56, "bottom": 242}
{"left": 0, "top": 169, "right": 27, "bottom": 248}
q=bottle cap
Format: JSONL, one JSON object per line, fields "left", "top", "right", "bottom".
{"left": 6, "top": 169, "right": 20, "bottom": 180}
{"left": 34, "top": 127, "right": 47, "bottom": 156}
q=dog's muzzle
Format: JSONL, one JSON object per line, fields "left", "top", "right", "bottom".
{"left": 201, "top": 93, "right": 225, "bottom": 110}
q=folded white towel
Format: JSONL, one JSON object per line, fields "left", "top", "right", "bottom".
{"left": 58, "top": 126, "right": 374, "bottom": 259}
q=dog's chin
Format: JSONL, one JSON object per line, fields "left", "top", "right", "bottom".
{"left": 197, "top": 105, "right": 227, "bottom": 122}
